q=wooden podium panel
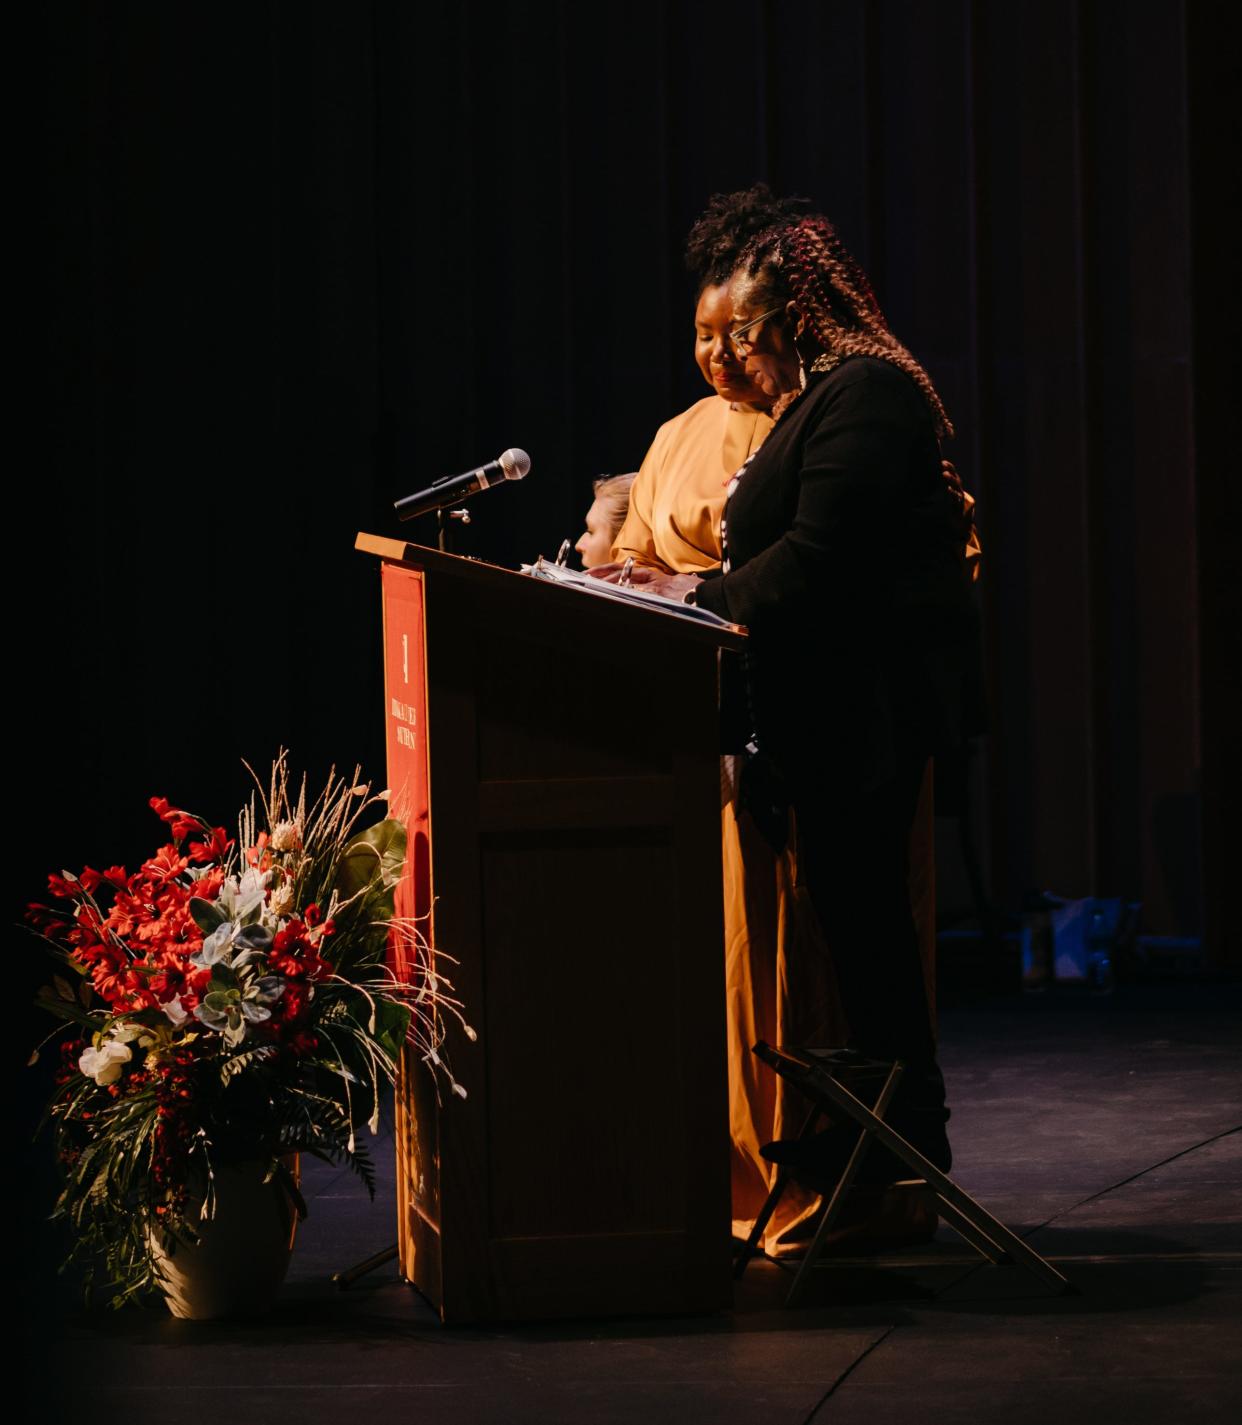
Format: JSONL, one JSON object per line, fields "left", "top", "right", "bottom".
{"left": 359, "top": 535, "right": 742, "bottom": 1323}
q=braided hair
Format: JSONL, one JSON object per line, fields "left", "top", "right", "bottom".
{"left": 684, "top": 183, "right": 812, "bottom": 292}
{"left": 740, "top": 216, "right": 954, "bottom": 439}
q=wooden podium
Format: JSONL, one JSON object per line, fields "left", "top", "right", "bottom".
{"left": 356, "top": 533, "right": 747, "bottom": 1323}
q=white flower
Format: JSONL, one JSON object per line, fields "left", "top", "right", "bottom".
{"left": 111, "top": 1022, "right": 156, "bottom": 1049}
{"left": 270, "top": 820, "right": 302, "bottom": 852}
{"left": 79, "top": 1039, "right": 132, "bottom": 1086}
{"left": 77, "top": 1018, "right": 161, "bottom": 1085}
{"left": 268, "top": 881, "right": 295, "bottom": 919}
{"left": 216, "top": 868, "right": 270, "bottom": 922}
{"left": 161, "top": 997, "right": 190, "bottom": 1027}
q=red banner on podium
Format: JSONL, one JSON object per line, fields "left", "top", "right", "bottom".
{"left": 380, "top": 563, "right": 432, "bottom": 979}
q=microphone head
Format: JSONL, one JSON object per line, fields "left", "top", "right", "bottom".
{"left": 498, "top": 447, "right": 531, "bottom": 481}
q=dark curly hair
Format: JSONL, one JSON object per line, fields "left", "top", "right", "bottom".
{"left": 740, "top": 215, "right": 954, "bottom": 439}
{"left": 684, "top": 183, "right": 812, "bottom": 292}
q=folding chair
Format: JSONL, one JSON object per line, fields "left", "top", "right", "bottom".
{"left": 735, "top": 1041, "right": 1075, "bottom": 1306}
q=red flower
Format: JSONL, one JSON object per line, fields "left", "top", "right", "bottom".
{"left": 114, "top": 883, "right": 194, "bottom": 946}
{"left": 268, "top": 917, "right": 330, "bottom": 982}
{"left": 74, "top": 903, "right": 106, "bottom": 934}
{"left": 67, "top": 936, "right": 105, "bottom": 967}
{"left": 141, "top": 901, "right": 200, "bottom": 959}
{"left": 245, "top": 832, "right": 270, "bottom": 868}
{"left": 148, "top": 967, "right": 189, "bottom": 1001}
{"left": 272, "top": 920, "right": 306, "bottom": 953}
{"left": 25, "top": 902, "right": 61, "bottom": 934}
{"left": 286, "top": 1030, "right": 319, "bottom": 1056}
{"left": 149, "top": 796, "right": 200, "bottom": 841}
{"left": 271, "top": 946, "right": 329, "bottom": 981}
{"left": 105, "top": 891, "right": 142, "bottom": 938}
{"left": 189, "top": 826, "right": 232, "bottom": 865}
{"left": 141, "top": 844, "right": 189, "bottom": 884}
{"left": 279, "top": 981, "right": 310, "bottom": 1024}
{"left": 132, "top": 914, "right": 171, "bottom": 945}
{"left": 60, "top": 906, "right": 107, "bottom": 963}
{"left": 184, "top": 866, "right": 224, "bottom": 903}
{"left": 90, "top": 949, "right": 135, "bottom": 1002}
{"left": 46, "top": 873, "right": 81, "bottom": 899}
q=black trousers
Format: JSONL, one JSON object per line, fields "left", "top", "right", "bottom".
{"left": 792, "top": 744, "right": 945, "bottom": 1119}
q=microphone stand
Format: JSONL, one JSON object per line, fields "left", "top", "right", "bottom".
{"left": 435, "top": 507, "right": 471, "bottom": 554}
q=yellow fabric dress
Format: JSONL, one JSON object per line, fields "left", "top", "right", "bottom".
{"left": 614, "top": 393, "right": 941, "bottom": 1255}
{"left": 612, "top": 396, "right": 770, "bottom": 573}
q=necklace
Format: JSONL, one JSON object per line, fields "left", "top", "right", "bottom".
{"left": 770, "top": 351, "right": 844, "bottom": 423}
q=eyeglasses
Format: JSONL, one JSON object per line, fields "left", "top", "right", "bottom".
{"left": 727, "top": 304, "right": 787, "bottom": 355}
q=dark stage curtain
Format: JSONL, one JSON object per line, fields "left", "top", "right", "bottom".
{"left": 33, "top": 1, "right": 1230, "bottom": 958}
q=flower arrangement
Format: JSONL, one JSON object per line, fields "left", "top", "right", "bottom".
{"left": 26, "top": 755, "right": 471, "bottom": 1308}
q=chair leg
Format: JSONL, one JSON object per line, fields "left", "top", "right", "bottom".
{"left": 734, "top": 1102, "right": 824, "bottom": 1279}
{"left": 933, "top": 1195, "right": 1012, "bottom": 1264}
{"left": 785, "top": 1063, "right": 905, "bottom": 1307}
{"left": 809, "top": 1070, "right": 1074, "bottom": 1295}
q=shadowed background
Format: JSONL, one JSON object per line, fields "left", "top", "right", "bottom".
{"left": 32, "top": 0, "right": 1235, "bottom": 964}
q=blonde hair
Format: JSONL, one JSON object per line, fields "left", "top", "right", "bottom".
{"left": 591, "top": 472, "right": 637, "bottom": 541}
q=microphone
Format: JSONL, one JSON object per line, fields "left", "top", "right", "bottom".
{"left": 394, "top": 448, "right": 531, "bottom": 522}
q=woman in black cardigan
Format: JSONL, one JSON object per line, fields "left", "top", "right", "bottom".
{"left": 651, "top": 215, "right": 981, "bottom": 1180}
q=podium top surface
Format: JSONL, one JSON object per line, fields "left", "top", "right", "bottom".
{"left": 355, "top": 532, "right": 747, "bottom": 651}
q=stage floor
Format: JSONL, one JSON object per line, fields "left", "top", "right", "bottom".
{"left": 26, "top": 984, "right": 1242, "bottom": 1424}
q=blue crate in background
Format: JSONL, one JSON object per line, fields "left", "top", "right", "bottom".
{"left": 1021, "top": 895, "right": 1141, "bottom": 992}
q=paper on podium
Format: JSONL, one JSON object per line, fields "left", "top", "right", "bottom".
{"left": 521, "top": 555, "right": 739, "bottom": 630}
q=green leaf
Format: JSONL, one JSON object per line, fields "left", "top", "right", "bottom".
{"left": 189, "top": 896, "right": 228, "bottom": 933}
{"left": 335, "top": 819, "right": 407, "bottom": 917}
{"left": 372, "top": 998, "right": 412, "bottom": 1063}
{"left": 219, "top": 1044, "right": 276, "bottom": 1084}
{"left": 34, "top": 987, "right": 98, "bottom": 1028}
{"left": 274, "top": 1159, "right": 309, "bottom": 1221}
{"left": 203, "top": 989, "right": 238, "bottom": 1012}
{"left": 53, "top": 974, "right": 76, "bottom": 1001}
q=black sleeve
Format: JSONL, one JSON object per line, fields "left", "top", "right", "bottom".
{"left": 693, "top": 368, "right": 924, "bottom": 631}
